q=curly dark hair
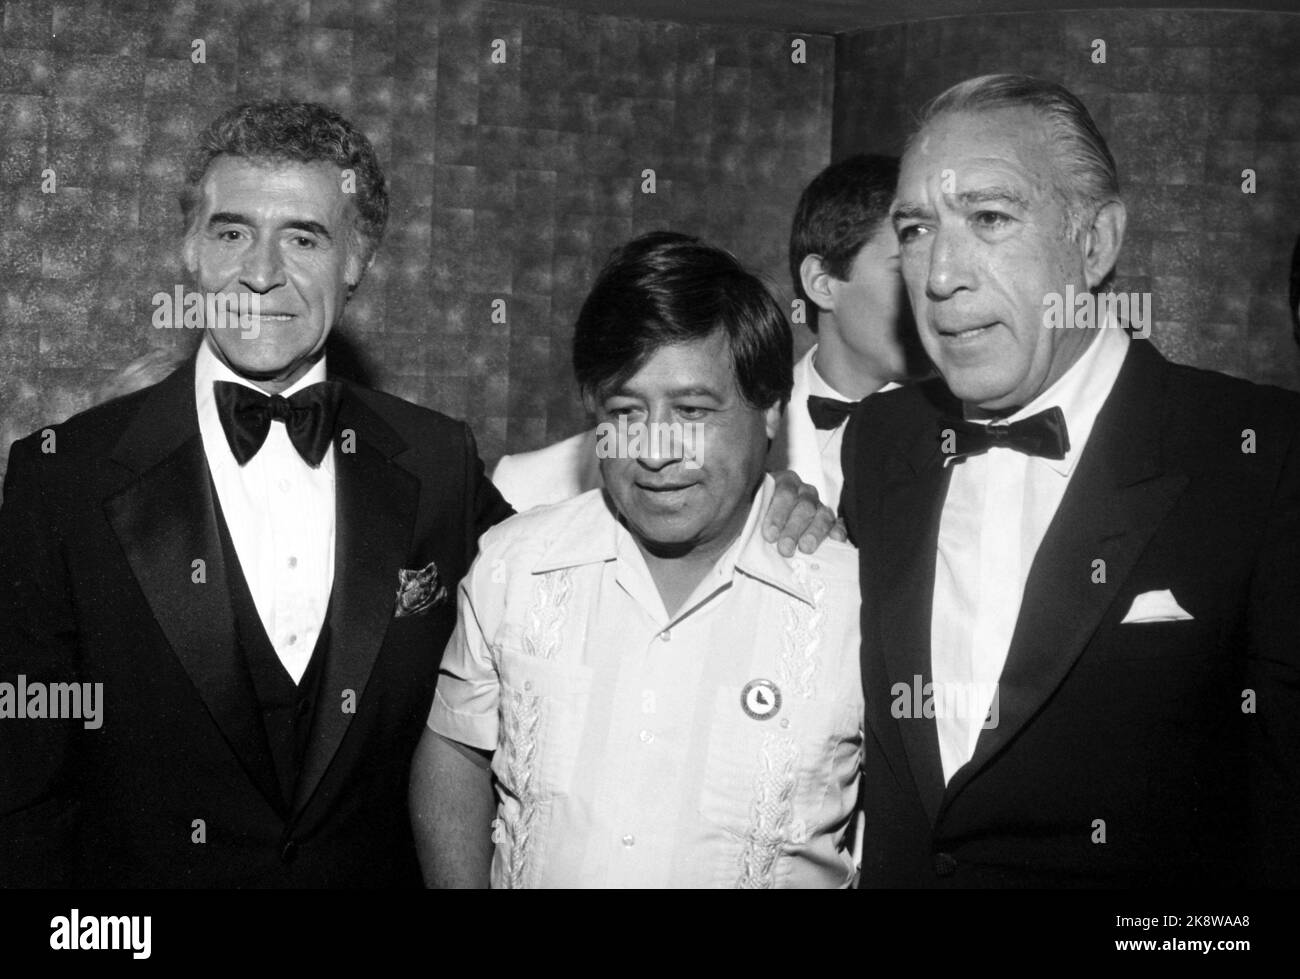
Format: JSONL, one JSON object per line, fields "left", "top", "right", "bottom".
{"left": 179, "top": 100, "right": 389, "bottom": 267}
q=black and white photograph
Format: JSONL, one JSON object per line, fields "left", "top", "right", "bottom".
{"left": 0, "top": 0, "right": 1296, "bottom": 960}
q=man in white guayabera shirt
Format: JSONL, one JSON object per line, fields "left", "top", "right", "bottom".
{"left": 411, "top": 232, "right": 863, "bottom": 888}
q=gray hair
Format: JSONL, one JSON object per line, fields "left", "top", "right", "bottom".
{"left": 179, "top": 100, "right": 389, "bottom": 273}
{"left": 911, "top": 74, "right": 1120, "bottom": 239}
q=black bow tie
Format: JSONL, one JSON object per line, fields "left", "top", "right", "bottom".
{"left": 807, "top": 394, "right": 861, "bottom": 431}
{"left": 939, "top": 405, "right": 1070, "bottom": 462}
{"left": 214, "top": 380, "right": 343, "bottom": 468}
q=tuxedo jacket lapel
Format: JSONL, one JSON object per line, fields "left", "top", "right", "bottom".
{"left": 103, "top": 359, "right": 283, "bottom": 810}
{"left": 291, "top": 388, "right": 418, "bottom": 816}
{"left": 871, "top": 384, "right": 961, "bottom": 824}
{"left": 879, "top": 459, "right": 950, "bottom": 823}
{"left": 943, "top": 340, "right": 1190, "bottom": 808}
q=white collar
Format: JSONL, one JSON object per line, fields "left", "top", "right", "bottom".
{"left": 194, "top": 339, "right": 332, "bottom": 473}
{"left": 194, "top": 337, "right": 329, "bottom": 399}
{"left": 531, "top": 475, "right": 818, "bottom": 608}
{"left": 805, "top": 343, "right": 900, "bottom": 400}
{"left": 991, "top": 316, "right": 1130, "bottom": 477}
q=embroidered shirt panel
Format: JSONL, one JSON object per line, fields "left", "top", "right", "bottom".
{"left": 428, "top": 476, "right": 863, "bottom": 888}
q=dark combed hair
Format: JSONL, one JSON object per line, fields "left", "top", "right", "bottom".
{"left": 179, "top": 100, "right": 389, "bottom": 265}
{"left": 788, "top": 154, "right": 899, "bottom": 332}
{"left": 573, "top": 231, "right": 793, "bottom": 410}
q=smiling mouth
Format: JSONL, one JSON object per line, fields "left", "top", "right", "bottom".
{"left": 637, "top": 482, "right": 696, "bottom": 493}
{"left": 635, "top": 482, "right": 700, "bottom": 505}
{"left": 937, "top": 322, "right": 997, "bottom": 342}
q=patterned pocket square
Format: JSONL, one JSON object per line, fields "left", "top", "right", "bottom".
{"left": 1120, "top": 588, "right": 1194, "bottom": 624}
{"left": 395, "top": 560, "right": 448, "bottom": 618}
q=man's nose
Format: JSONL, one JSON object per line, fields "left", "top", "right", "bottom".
{"left": 636, "top": 407, "right": 685, "bottom": 469}
{"left": 925, "top": 227, "right": 976, "bottom": 301}
{"left": 239, "top": 236, "right": 286, "bottom": 292}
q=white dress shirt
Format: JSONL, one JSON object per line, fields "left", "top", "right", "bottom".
{"left": 490, "top": 430, "right": 602, "bottom": 511}
{"left": 194, "top": 341, "right": 336, "bottom": 683}
{"left": 931, "top": 323, "right": 1130, "bottom": 782}
{"left": 777, "top": 345, "right": 899, "bottom": 514}
{"left": 430, "top": 476, "right": 863, "bottom": 888}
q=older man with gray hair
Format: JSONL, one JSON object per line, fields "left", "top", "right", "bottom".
{"left": 0, "top": 100, "right": 518, "bottom": 887}
{"left": 841, "top": 73, "right": 1300, "bottom": 887}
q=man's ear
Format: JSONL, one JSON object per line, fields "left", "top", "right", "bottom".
{"left": 799, "top": 254, "right": 838, "bottom": 314}
{"left": 763, "top": 399, "right": 784, "bottom": 441}
{"left": 181, "top": 233, "right": 198, "bottom": 278}
{"left": 1082, "top": 199, "right": 1126, "bottom": 291}
{"left": 345, "top": 248, "right": 376, "bottom": 295}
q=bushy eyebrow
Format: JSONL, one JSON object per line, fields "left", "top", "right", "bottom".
{"left": 892, "top": 202, "right": 931, "bottom": 224}
{"left": 206, "top": 212, "right": 334, "bottom": 240}
{"left": 892, "top": 186, "right": 1030, "bottom": 225}
{"left": 953, "top": 187, "right": 1031, "bottom": 210}
{"left": 206, "top": 211, "right": 253, "bottom": 229}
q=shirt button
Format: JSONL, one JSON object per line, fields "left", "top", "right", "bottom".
{"left": 659, "top": 630, "right": 671, "bottom": 642}
{"left": 621, "top": 834, "right": 635, "bottom": 847}
{"left": 287, "top": 556, "right": 298, "bottom": 569}
{"left": 278, "top": 479, "right": 291, "bottom": 493}
{"left": 523, "top": 680, "right": 533, "bottom": 691}
{"left": 287, "top": 634, "right": 297, "bottom": 646}
{"left": 933, "top": 852, "right": 958, "bottom": 878}
{"left": 639, "top": 729, "right": 654, "bottom": 744}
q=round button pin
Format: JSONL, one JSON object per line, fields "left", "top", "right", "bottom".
{"left": 741, "top": 679, "right": 782, "bottom": 720}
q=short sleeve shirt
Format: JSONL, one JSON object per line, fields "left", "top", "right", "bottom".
{"left": 429, "top": 475, "right": 863, "bottom": 888}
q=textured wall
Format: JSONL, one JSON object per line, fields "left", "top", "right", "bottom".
{"left": 834, "top": 8, "right": 1300, "bottom": 392}
{"left": 0, "top": 0, "right": 833, "bottom": 484}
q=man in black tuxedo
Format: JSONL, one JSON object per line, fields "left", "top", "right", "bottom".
{"left": 0, "top": 101, "right": 515, "bottom": 887}
{"left": 842, "top": 74, "right": 1300, "bottom": 887}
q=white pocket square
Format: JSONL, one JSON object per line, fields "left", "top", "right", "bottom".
{"left": 1121, "top": 589, "right": 1194, "bottom": 624}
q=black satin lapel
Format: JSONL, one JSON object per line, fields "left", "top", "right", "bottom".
{"left": 875, "top": 451, "right": 953, "bottom": 825}
{"left": 945, "top": 469, "right": 1189, "bottom": 807}
{"left": 944, "top": 340, "right": 1189, "bottom": 807}
{"left": 103, "top": 437, "right": 283, "bottom": 811}
{"left": 292, "top": 397, "right": 417, "bottom": 816}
